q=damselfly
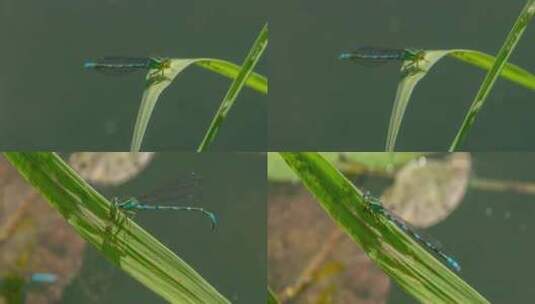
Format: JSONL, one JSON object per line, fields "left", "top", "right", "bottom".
{"left": 339, "top": 47, "right": 426, "bottom": 74}
{"left": 112, "top": 197, "right": 217, "bottom": 231}
{"left": 363, "top": 192, "right": 461, "bottom": 272}
{"left": 0, "top": 272, "right": 56, "bottom": 287}
{"left": 0, "top": 272, "right": 57, "bottom": 303}
{"left": 84, "top": 57, "right": 171, "bottom": 77}
{"left": 29, "top": 273, "right": 57, "bottom": 284}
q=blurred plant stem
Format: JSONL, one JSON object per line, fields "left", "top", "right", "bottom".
{"left": 337, "top": 162, "right": 535, "bottom": 195}
{"left": 278, "top": 228, "right": 343, "bottom": 303}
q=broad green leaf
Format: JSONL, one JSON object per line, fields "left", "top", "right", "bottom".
{"left": 4, "top": 152, "right": 230, "bottom": 304}
{"left": 449, "top": 0, "right": 535, "bottom": 151}
{"left": 197, "top": 23, "right": 268, "bottom": 152}
{"left": 386, "top": 47, "right": 535, "bottom": 151}
{"left": 130, "top": 56, "right": 267, "bottom": 152}
{"left": 279, "top": 152, "right": 489, "bottom": 304}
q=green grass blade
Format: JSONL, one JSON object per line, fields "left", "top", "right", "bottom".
{"left": 279, "top": 152, "right": 489, "bottom": 304}
{"left": 449, "top": 0, "right": 535, "bottom": 151}
{"left": 130, "top": 57, "right": 268, "bottom": 152}
{"left": 3, "top": 152, "right": 230, "bottom": 304}
{"left": 449, "top": 51, "right": 535, "bottom": 90}
{"left": 386, "top": 47, "right": 535, "bottom": 151}
{"left": 195, "top": 59, "right": 267, "bottom": 94}
{"left": 385, "top": 64, "right": 426, "bottom": 152}
{"left": 197, "top": 23, "right": 268, "bottom": 152}
{"left": 267, "top": 287, "right": 280, "bottom": 304}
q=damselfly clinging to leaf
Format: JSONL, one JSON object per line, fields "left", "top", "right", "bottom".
{"left": 112, "top": 197, "right": 217, "bottom": 231}
{"left": 106, "top": 173, "right": 216, "bottom": 231}
{"left": 84, "top": 57, "right": 171, "bottom": 78}
{"left": 338, "top": 47, "right": 427, "bottom": 75}
{"left": 363, "top": 192, "right": 461, "bottom": 272}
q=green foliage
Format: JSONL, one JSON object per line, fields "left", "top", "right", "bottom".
{"left": 4, "top": 152, "right": 230, "bottom": 304}
{"left": 449, "top": 0, "right": 535, "bottom": 150}
{"left": 386, "top": 47, "right": 535, "bottom": 151}
{"left": 385, "top": 1, "right": 535, "bottom": 151}
{"left": 267, "top": 287, "right": 280, "bottom": 304}
{"left": 130, "top": 25, "right": 268, "bottom": 151}
{"left": 198, "top": 23, "right": 268, "bottom": 151}
{"left": 279, "top": 152, "right": 489, "bottom": 304}
{"left": 0, "top": 274, "right": 25, "bottom": 304}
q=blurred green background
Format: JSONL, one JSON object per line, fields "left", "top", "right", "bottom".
{"left": 49, "top": 153, "right": 264, "bottom": 303}
{"left": 269, "top": 0, "right": 534, "bottom": 150}
{"left": 0, "top": 1, "right": 267, "bottom": 150}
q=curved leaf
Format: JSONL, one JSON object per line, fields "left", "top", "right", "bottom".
{"left": 195, "top": 59, "right": 267, "bottom": 95}
{"left": 4, "top": 152, "right": 230, "bottom": 304}
{"left": 386, "top": 46, "right": 535, "bottom": 151}
{"left": 449, "top": 50, "right": 535, "bottom": 90}
{"left": 130, "top": 56, "right": 268, "bottom": 152}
